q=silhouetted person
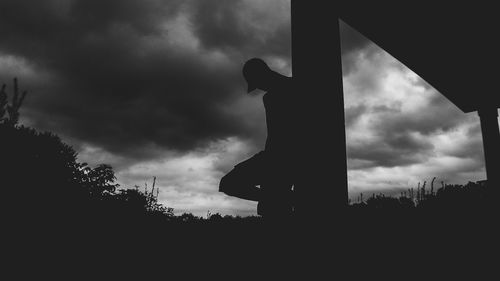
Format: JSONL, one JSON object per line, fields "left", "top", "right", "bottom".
{"left": 219, "top": 58, "right": 295, "bottom": 218}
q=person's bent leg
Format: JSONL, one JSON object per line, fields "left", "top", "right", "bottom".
{"left": 257, "top": 157, "right": 294, "bottom": 218}
{"left": 219, "top": 159, "right": 264, "bottom": 201}
{"left": 257, "top": 181, "right": 293, "bottom": 218}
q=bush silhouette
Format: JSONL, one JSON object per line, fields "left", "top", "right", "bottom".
{"left": 1, "top": 78, "right": 175, "bottom": 230}
{"left": 1, "top": 78, "right": 27, "bottom": 126}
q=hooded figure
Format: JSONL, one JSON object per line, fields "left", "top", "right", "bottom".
{"left": 219, "top": 58, "right": 296, "bottom": 218}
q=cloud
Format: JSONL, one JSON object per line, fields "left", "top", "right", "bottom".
{"left": 339, "top": 20, "right": 372, "bottom": 75}
{"left": 111, "top": 137, "right": 258, "bottom": 216}
{"left": 343, "top": 43, "right": 486, "bottom": 197}
{"left": 0, "top": 0, "right": 291, "bottom": 161}
{"left": 344, "top": 104, "right": 368, "bottom": 127}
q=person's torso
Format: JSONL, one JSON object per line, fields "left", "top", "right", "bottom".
{"left": 263, "top": 77, "right": 296, "bottom": 155}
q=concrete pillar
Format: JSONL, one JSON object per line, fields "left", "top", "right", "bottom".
{"left": 291, "top": 1, "right": 348, "bottom": 222}
{"left": 478, "top": 108, "right": 500, "bottom": 188}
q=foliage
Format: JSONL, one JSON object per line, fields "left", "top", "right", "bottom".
{"left": 350, "top": 179, "right": 493, "bottom": 213}
{"left": 113, "top": 179, "right": 175, "bottom": 217}
{"left": 1, "top": 78, "right": 27, "bottom": 126}
{"left": 1, "top": 78, "right": 175, "bottom": 225}
{"left": 79, "top": 163, "right": 120, "bottom": 197}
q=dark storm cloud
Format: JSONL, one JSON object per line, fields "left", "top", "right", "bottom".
{"left": 377, "top": 94, "right": 467, "bottom": 136}
{"left": 347, "top": 93, "right": 472, "bottom": 169}
{"left": 190, "top": 0, "right": 253, "bottom": 51}
{"left": 189, "top": 0, "right": 292, "bottom": 59}
{"left": 339, "top": 20, "right": 371, "bottom": 75}
{"left": 443, "top": 122, "right": 485, "bottom": 162}
{"left": 339, "top": 20, "right": 370, "bottom": 55}
{"left": 0, "top": 0, "right": 183, "bottom": 63}
{"left": 348, "top": 133, "right": 434, "bottom": 169}
{"left": 345, "top": 104, "right": 367, "bottom": 127}
{"left": 0, "top": 0, "right": 292, "bottom": 159}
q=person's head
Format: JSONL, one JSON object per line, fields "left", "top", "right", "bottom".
{"left": 242, "top": 58, "right": 273, "bottom": 93}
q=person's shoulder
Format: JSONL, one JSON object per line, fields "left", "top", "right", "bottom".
{"left": 283, "top": 76, "right": 293, "bottom": 84}
{"left": 284, "top": 77, "right": 294, "bottom": 91}
{"left": 278, "top": 76, "right": 293, "bottom": 88}
{"left": 269, "top": 75, "right": 292, "bottom": 93}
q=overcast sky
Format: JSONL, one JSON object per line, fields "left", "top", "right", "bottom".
{"left": 1, "top": 0, "right": 496, "bottom": 216}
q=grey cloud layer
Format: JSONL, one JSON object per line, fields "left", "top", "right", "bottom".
{"left": 342, "top": 40, "right": 483, "bottom": 172}
{"left": 0, "top": 0, "right": 291, "bottom": 160}
{"left": 347, "top": 97, "right": 480, "bottom": 170}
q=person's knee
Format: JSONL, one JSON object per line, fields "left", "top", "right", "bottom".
{"left": 219, "top": 174, "right": 230, "bottom": 193}
{"left": 219, "top": 172, "right": 237, "bottom": 194}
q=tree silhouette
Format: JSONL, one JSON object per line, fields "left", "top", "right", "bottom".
{"left": 79, "top": 163, "right": 119, "bottom": 198}
{"left": 1, "top": 78, "right": 175, "bottom": 229}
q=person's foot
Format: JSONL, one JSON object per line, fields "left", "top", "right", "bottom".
{"left": 257, "top": 200, "right": 293, "bottom": 217}
{"left": 257, "top": 201, "right": 266, "bottom": 216}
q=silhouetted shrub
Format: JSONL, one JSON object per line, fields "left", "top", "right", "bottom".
{"left": 1, "top": 78, "right": 27, "bottom": 126}
{"left": 1, "top": 78, "right": 176, "bottom": 228}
